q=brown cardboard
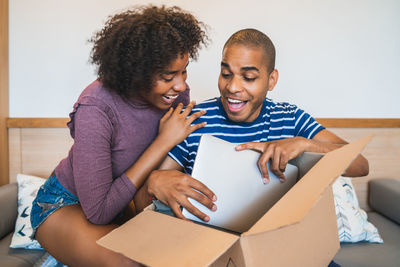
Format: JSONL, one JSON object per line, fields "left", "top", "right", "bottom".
{"left": 97, "top": 210, "right": 238, "bottom": 267}
{"left": 239, "top": 187, "right": 339, "bottom": 267}
{"left": 97, "top": 136, "right": 371, "bottom": 267}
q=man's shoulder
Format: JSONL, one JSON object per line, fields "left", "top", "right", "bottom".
{"left": 265, "top": 98, "right": 299, "bottom": 113}
{"left": 190, "top": 97, "right": 223, "bottom": 118}
{"left": 193, "top": 97, "right": 220, "bottom": 110}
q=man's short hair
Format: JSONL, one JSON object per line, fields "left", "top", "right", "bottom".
{"left": 223, "top": 28, "right": 276, "bottom": 73}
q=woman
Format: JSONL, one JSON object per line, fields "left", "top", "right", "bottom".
{"left": 31, "top": 5, "right": 216, "bottom": 266}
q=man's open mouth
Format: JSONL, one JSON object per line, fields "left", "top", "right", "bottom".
{"left": 227, "top": 97, "right": 247, "bottom": 112}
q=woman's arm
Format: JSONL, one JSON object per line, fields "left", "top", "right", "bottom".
{"left": 124, "top": 102, "right": 206, "bottom": 189}
{"left": 72, "top": 102, "right": 205, "bottom": 224}
{"left": 72, "top": 105, "right": 136, "bottom": 224}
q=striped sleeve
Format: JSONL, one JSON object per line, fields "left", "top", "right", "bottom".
{"left": 168, "top": 139, "right": 189, "bottom": 169}
{"left": 294, "top": 108, "right": 325, "bottom": 139}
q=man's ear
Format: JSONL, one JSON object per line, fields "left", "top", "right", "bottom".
{"left": 268, "top": 69, "right": 279, "bottom": 91}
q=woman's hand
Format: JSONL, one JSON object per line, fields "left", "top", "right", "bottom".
{"left": 158, "top": 101, "right": 206, "bottom": 148}
{"left": 124, "top": 102, "right": 206, "bottom": 191}
{"left": 235, "top": 137, "right": 310, "bottom": 183}
{"left": 146, "top": 169, "right": 217, "bottom": 222}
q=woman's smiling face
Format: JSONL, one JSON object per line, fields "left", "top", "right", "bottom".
{"left": 218, "top": 44, "right": 278, "bottom": 123}
{"left": 143, "top": 53, "right": 189, "bottom": 110}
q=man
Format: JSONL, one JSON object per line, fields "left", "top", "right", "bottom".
{"left": 134, "top": 29, "right": 369, "bottom": 224}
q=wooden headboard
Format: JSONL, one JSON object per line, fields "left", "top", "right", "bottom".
{"left": 6, "top": 118, "right": 400, "bottom": 211}
{"left": 8, "top": 127, "right": 73, "bottom": 181}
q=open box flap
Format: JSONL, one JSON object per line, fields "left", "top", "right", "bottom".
{"left": 243, "top": 136, "right": 372, "bottom": 236}
{"left": 240, "top": 186, "right": 339, "bottom": 266}
{"left": 97, "top": 210, "right": 239, "bottom": 267}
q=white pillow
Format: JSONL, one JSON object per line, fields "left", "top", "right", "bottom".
{"left": 332, "top": 176, "right": 383, "bottom": 243}
{"left": 10, "top": 173, "right": 46, "bottom": 249}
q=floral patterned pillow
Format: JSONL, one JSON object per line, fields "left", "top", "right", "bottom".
{"left": 332, "top": 176, "right": 383, "bottom": 243}
{"left": 10, "top": 174, "right": 46, "bottom": 249}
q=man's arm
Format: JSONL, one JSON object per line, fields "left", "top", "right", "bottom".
{"left": 134, "top": 156, "right": 217, "bottom": 221}
{"left": 310, "top": 129, "right": 369, "bottom": 177}
{"left": 235, "top": 129, "right": 369, "bottom": 182}
{"left": 133, "top": 156, "right": 182, "bottom": 213}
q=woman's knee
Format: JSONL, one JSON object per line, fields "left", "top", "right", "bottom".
{"left": 35, "top": 205, "right": 139, "bottom": 266}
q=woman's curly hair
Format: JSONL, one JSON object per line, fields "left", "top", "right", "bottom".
{"left": 90, "top": 5, "right": 208, "bottom": 99}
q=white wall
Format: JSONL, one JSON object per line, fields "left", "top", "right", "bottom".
{"left": 9, "top": 0, "right": 400, "bottom": 118}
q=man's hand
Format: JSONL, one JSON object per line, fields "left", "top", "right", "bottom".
{"left": 235, "top": 129, "right": 369, "bottom": 180}
{"left": 146, "top": 169, "right": 217, "bottom": 222}
{"left": 235, "top": 137, "right": 309, "bottom": 183}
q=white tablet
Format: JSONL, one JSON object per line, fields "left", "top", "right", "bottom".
{"left": 182, "top": 134, "right": 298, "bottom": 233}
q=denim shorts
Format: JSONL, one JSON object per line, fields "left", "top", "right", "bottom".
{"left": 153, "top": 200, "right": 176, "bottom": 217}
{"left": 30, "top": 172, "right": 79, "bottom": 237}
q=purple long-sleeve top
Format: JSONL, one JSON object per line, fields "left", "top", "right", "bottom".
{"left": 55, "top": 80, "right": 189, "bottom": 224}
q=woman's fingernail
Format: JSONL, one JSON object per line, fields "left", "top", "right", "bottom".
{"left": 212, "top": 195, "right": 217, "bottom": 201}
{"left": 280, "top": 178, "right": 285, "bottom": 183}
{"left": 235, "top": 145, "right": 241, "bottom": 150}
{"left": 263, "top": 178, "right": 269, "bottom": 184}
{"left": 211, "top": 205, "right": 217, "bottom": 211}
{"left": 204, "top": 216, "right": 210, "bottom": 222}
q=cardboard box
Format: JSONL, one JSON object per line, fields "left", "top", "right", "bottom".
{"left": 97, "top": 136, "right": 371, "bottom": 267}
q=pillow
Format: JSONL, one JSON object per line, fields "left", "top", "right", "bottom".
{"left": 332, "top": 176, "right": 383, "bottom": 243}
{"left": 10, "top": 173, "right": 46, "bottom": 249}
{"left": 35, "top": 252, "right": 67, "bottom": 267}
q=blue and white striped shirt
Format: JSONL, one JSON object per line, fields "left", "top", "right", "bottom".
{"left": 168, "top": 97, "right": 325, "bottom": 175}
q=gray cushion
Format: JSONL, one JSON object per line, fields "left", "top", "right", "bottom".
{"left": 369, "top": 178, "right": 400, "bottom": 224}
{"left": 0, "top": 232, "right": 45, "bottom": 267}
{"left": 0, "top": 183, "right": 18, "bottom": 239}
{"left": 289, "top": 152, "right": 323, "bottom": 179}
{"left": 334, "top": 212, "right": 400, "bottom": 267}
